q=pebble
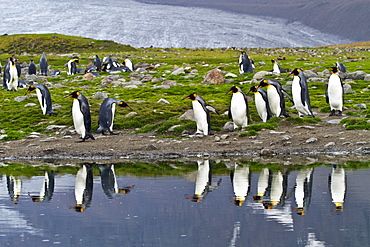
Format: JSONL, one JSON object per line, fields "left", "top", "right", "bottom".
{"left": 306, "top": 137, "right": 318, "bottom": 143}
{"left": 324, "top": 142, "right": 335, "bottom": 147}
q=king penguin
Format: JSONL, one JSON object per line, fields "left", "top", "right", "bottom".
{"left": 2, "top": 58, "right": 11, "bottom": 90}
{"left": 25, "top": 84, "right": 57, "bottom": 115}
{"left": 248, "top": 85, "right": 272, "bottom": 122}
{"left": 94, "top": 55, "right": 102, "bottom": 71}
{"left": 289, "top": 68, "right": 315, "bottom": 117}
{"left": 227, "top": 86, "right": 248, "bottom": 129}
{"left": 39, "top": 52, "right": 48, "bottom": 76}
{"left": 28, "top": 60, "right": 37, "bottom": 75}
{"left": 65, "top": 91, "right": 95, "bottom": 142}
{"left": 182, "top": 93, "right": 219, "bottom": 136}
{"left": 239, "top": 51, "right": 254, "bottom": 74}
{"left": 7, "top": 60, "right": 19, "bottom": 91}
{"left": 326, "top": 67, "right": 344, "bottom": 116}
{"left": 95, "top": 97, "right": 132, "bottom": 135}
{"left": 123, "top": 58, "right": 134, "bottom": 72}
{"left": 258, "top": 79, "right": 290, "bottom": 117}
{"left": 67, "top": 57, "right": 79, "bottom": 75}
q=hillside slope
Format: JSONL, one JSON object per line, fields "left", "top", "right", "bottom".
{"left": 135, "top": 0, "right": 370, "bottom": 42}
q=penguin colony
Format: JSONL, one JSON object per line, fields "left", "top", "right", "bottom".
{"left": 2, "top": 51, "right": 350, "bottom": 141}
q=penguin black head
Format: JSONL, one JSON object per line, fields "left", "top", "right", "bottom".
{"left": 289, "top": 68, "right": 301, "bottom": 76}
{"left": 118, "top": 101, "right": 132, "bottom": 110}
{"left": 258, "top": 79, "right": 269, "bottom": 88}
{"left": 65, "top": 91, "right": 80, "bottom": 99}
{"left": 271, "top": 59, "right": 276, "bottom": 64}
{"left": 25, "top": 85, "right": 36, "bottom": 95}
{"left": 328, "top": 67, "right": 339, "bottom": 73}
{"left": 72, "top": 56, "right": 80, "bottom": 63}
{"left": 248, "top": 85, "right": 258, "bottom": 93}
{"left": 227, "top": 86, "right": 239, "bottom": 94}
{"left": 182, "top": 93, "right": 197, "bottom": 100}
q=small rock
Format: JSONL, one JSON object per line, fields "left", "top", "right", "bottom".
{"left": 223, "top": 122, "right": 235, "bottom": 132}
{"left": 354, "top": 103, "right": 367, "bottom": 109}
{"left": 202, "top": 69, "right": 225, "bottom": 85}
{"left": 168, "top": 125, "right": 182, "bottom": 132}
{"left": 327, "top": 119, "right": 342, "bottom": 124}
{"left": 306, "top": 137, "right": 318, "bottom": 143}
{"left": 214, "top": 136, "right": 221, "bottom": 142}
{"left": 157, "top": 98, "right": 170, "bottom": 104}
{"left": 220, "top": 134, "right": 229, "bottom": 140}
{"left": 178, "top": 110, "right": 195, "bottom": 121}
{"left": 125, "top": 112, "right": 137, "bottom": 118}
{"left": 260, "top": 148, "right": 276, "bottom": 156}
{"left": 24, "top": 103, "right": 37, "bottom": 107}
{"left": 15, "top": 96, "right": 28, "bottom": 102}
{"left": 324, "top": 142, "right": 336, "bottom": 147}
{"left": 93, "top": 92, "right": 108, "bottom": 100}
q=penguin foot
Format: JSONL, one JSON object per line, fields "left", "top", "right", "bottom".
{"left": 76, "top": 139, "right": 85, "bottom": 143}
{"left": 329, "top": 110, "right": 336, "bottom": 116}
{"left": 110, "top": 132, "right": 119, "bottom": 135}
{"left": 336, "top": 111, "right": 343, "bottom": 116}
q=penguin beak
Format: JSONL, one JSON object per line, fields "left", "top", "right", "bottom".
{"left": 64, "top": 94, "right": 72, "bottom": 98}
{"left": 226, "top": 90, "right": 232, "bottom": 94}
{"left": 182, "top": 96, "right": 190, "bottom": 100}
{"left": 24, "top": 90, "right": 30, "bottom": 96}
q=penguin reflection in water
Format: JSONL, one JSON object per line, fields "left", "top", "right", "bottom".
{"left": 95, "top": 98, "right": 132, "bottom": 135}
{"left": 25, "top": 84, "right": 57, "bottom": 115}
{"left": 227, "top": 86, "right": 249, "bottom": 129}
{"left": 7, "top": 176, "right": 22, "bottom": 204}
{"left": 65, "top": 91, "right": 95, "bottom": 142}
{"left": 185, "top": 160, "right": 222, "bottom": 202}
{"left": 182, "top": 93, "right": 219, "bottom": 136}
{"left": 71, "top": 164, "right": 94, "bottom": 212}
{"left": 326, "top": 67, "right": 344, "bottom": 116}
{"left": 329, "top": 165, "right": 346, "bottom": 211}
{"left": 28, "top": 172, "right": 55, "bottom": 203}
{"left": 289, "top": 68, "right": 315, "bottom": 117}
{"left": 229, "top": 163, "right": 250, "bottom": 206}
{"left": 99, "top": 164, "right": 135, "bottom": 199}
{"left": 294, "top": 168, "right": 314, "bottom": 215}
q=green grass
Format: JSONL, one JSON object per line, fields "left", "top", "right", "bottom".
{"left": 0, "top": 34, "right": 369, "bottom": 141}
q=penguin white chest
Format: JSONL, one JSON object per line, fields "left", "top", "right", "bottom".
{"left": 192, "top": 101, "right": 208, "bottom": 135}
{"left": 72, "top": 99, "right": 86, "bottom": 137}
{"left": 8, "top": 65, "right": 18, "bottom": 91}
{"left": 255, "top": 93, "right": 268, "bottom": 122}
{"left": 35, "top": 89, "right": 46, "bottom": 115}
{"left": 328, "top": 75, "right": 343, "bottom": 110}
{"left": 273, "top": 63, "right": 280, "bottom": 74}
{"left": 110, "top": 103, "right": 116, "bottom": 131}
{"left": 230, "top": 93, "right": 248, "bottom": 127}
{"left": 267, "top": 85, "right": 281, "bottom": 117}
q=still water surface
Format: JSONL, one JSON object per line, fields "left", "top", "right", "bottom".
{"left": 0, "top": 159, "right": 369, "bottom": 247}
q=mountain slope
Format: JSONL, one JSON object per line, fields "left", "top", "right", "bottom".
{"left": 136, "top": 0, "right": 370, "bottom": 42}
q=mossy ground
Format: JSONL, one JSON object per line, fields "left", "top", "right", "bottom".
{"left": 0, "top": 34, "right": 369, "bottom": 141}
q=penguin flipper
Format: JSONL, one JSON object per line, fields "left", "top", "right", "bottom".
{"left": 206, "top": 105, "right": 219, "bottom": 115}
{"left": 282, "top": 89, "right": 294, "bottom": 104}
{"left": 228, "top": 107, "right": 232, "bottom": 119}
{"left": 325, "top": 85, "right": 329, "bottom": 104}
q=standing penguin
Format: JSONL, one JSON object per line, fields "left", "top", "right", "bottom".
{"left": 248, "top": 85, "right": 272, "bottom": 122}
{"left": 327, "top": 67, "right": 344, "bottom": 116}
{"left": 271, "top": 59, "right": 290, "bottom": 74}
{"left": 28, "top": 60, "right": 37, "bottom": 75}
{"left": 94, "top": 55, "right": 102, "bottom": 71}
{"left": 67, "top": 57, "right": 79, "bottom": 75}
{"left": 239, "top": 51, "right": 254, "bottom": 74}
{"left": 123, "top": 58, "right": 134, "bottom": 72}
{"left": 336, "top": 62, "right": 347, "bottom": 73}
{"left": 7, "top": 60, "right": 19, "bottom": 91}
{"left": 39, "top": 52, "right": 48, "bottom": 76}
{"left": 65, "top": 91, "right": 95, "bottom": 142}
{"left": 25, "top": 84, "right": 57, "bottom": 115}
{"left": 258, "top": 79, "right": 290, "bottom": 117}
{"left": 227, "top": 86, "right": 248, "bottom": 129}
{"left": 2, "top": 58, "right": 11, "bottom": 90}
{"left": 95, "top": 97, "right": 132, "bottom": 135}
{"left": 289, "top": 68, "right": 315, "bottom": 117}
{"left": 182, "top": 93, "right": 219, "bottom": 136}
